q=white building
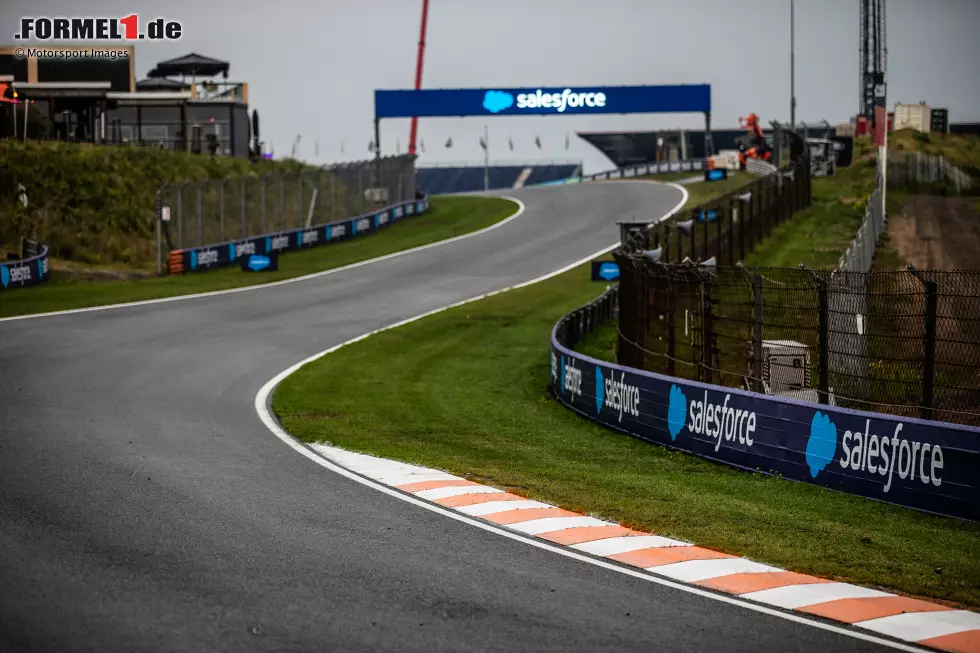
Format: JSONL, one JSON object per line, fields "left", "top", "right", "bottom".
{"left": 893, "top": 102, "right": 931, "bottom": 132}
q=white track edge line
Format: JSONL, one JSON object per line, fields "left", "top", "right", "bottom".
{"left": 0, "top": 196, "right": 526, "bottom": 323}
{"left": 253, "top": 183, "right": 930, "bottom": 653}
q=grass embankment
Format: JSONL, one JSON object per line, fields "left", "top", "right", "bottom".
{"left": 0, "top": 196, "right": 517, "bottom": 318}
{"left": 0, "top": 140, "right": 325, "bottom": 267}
{"left": 274, "top": 257, "right": 980, "bottom": 608}
{"left": 888, "top": 129, "right": 980, "bottom": 180}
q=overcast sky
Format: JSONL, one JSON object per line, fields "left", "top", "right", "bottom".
{"left": 4, "top": 0, "right": 979, "bottom": 172}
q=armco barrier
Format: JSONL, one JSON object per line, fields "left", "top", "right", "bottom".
{"left": 550, "top": 292, "right": 980, "bottom": 522}
{"left": 167, "top": 197, "right": 429, "bottom": 274}
{"left": 0, "top": 244, "right": 50, "bottom": 290}
{"left": 527, "top": 159, "right": 706, "bottom": 187}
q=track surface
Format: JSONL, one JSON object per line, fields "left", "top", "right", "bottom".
{"left": 1, "top": 183, "right": 888, "bottom": 652}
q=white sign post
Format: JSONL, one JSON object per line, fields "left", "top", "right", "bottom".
{"left": 161, "top": 206, "right": 171, "bottom": 222}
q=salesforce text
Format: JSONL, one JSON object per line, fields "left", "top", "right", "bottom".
{"left": 516, "top": 89, "right": 607, "bottom": 113}
{"left": 839, "top": 422, "right": 943, "bottom": 492}
{"left": 604, "top": 370, "right": 640, "bottom": 422}
{"left": 688, "top": 391, "right": 757, "bottom": 451}
{"left": 564, "top": 358, "right": 582, "bottom": 400}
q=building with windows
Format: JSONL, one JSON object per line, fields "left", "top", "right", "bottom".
{"left": 0, "top": 47, "right": 253, "bottom": 157}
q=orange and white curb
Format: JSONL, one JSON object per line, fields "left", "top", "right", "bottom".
{"left": 312, "top": 444, "right": 980, "bottom": 653}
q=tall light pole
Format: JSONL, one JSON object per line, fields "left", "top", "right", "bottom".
{"left": 790, "top": 0, "right": 796, "bottom": 130}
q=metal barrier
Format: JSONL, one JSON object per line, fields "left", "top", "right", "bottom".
{"left": 550, "top": 293, "right": 980, "bottom": 521}
{"left": 156, "top": 156, "right": 416, "bottom": 273}
{"left": 888, "top": 151, "right": 973, "bottom": 195}
{"left": 163, "top": 196, "right": 430, "bottom": 275}
{"left": 0, "top": 241, "right": 50, "bottom": 290}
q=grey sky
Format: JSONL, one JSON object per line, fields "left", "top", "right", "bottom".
{"left": 5, "top": 0, "right": 979, "bottom": 173}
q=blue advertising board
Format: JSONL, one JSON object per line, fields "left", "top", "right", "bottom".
{"left": 551, "top": 329, "right": 980, "bottom": 521}
{"left": 375, "top": 85, "right": 711, "bottom": 119}
{"left": 0, "top": 245, "right": 50, "bottom": 291}
{"left": 171, "top": 197, "right": 429, "bottom": 275}
{"left": 591, "top": 261, "right": 620, "bottom": 281}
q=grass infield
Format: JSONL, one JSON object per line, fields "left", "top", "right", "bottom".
{"left": 273, "top": 258, "right": 980, "bottom": 608}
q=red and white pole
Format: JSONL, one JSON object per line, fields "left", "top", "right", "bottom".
{"left": 407, "top": 0, "right": 430, "bottom": 156}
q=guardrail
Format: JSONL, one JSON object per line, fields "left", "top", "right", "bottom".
{"left": 550, "top": 292, "right": 980, "bottom": 521}
{"left": 0, "top": 242, "right": 50, "bottom": 290}
{"left": 527, "top": 159, "right": 708, "bottom": 187}
{"left": 164, "top": 196, "right": 430, "bottom": 274}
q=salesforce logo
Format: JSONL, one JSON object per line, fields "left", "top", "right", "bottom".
{"left": 673, "top": 388, "right": 758, "bottom": 451}
{"left": 596, "top": 366, "right": 640, "bottom": 422}
{"left": 562, "top": 357, "right": 582, "bottom": 402}
{"left": 806, "top": 412, "right": 837, "bottom": 478}
{"left": 483, "top": 90, "right": 514, "bottom": 114}
{"left": 1, "top": 265, "right": 9, "bottom": 288}
{"left": 667, "top": 384, "right": 686, "bottom": 441}
{"left": 483, "top": 88, "right": 608, "bottom": 114}
{"left": 808, "top": 413, "right": 945, "bottom": 492}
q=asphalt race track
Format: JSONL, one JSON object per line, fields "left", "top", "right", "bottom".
{"left": 1, "top": 182, "right": 890, "bottom": 652}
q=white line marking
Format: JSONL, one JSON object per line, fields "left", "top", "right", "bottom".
{"left": 255, "top": 184, "right": 935, "bottom": 652}
{"left": 0, "top": 197, "right": 526, "bottom": 323}
{"left": 458, "top": 500, "right": 554, "bottom": 516}
{"left": 649, "top": 559, "right": 781, "bottom": 583}
{"left": 740, "top": 583, "right": 893, "bottom": 610}
{"left": 505, "top": 516, "right": 612, "bottom": 536}
{"left": 854, "top": 611, "right": 980, "bottom": 642}
{"left": 414, "top": 486, "right": 503, "bottom": 501}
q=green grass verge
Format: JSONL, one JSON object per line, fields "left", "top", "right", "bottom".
{"left": 681, "top": 172, "right": 751, "bottom": 209}
{"left": 274, "top": 258, "right": 980, "bottom": 608}
{"left": 0, "top": 140, "right": 324, "bottom": 266}
{"left": 0, "top": 196, "right": 517, "bottom": 318}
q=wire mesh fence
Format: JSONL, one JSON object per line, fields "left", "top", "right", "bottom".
{"left": 614, "top": 261, "right": 980, "bottom": 427}
{"left": 838, "top": 163, "right": 885, "bottom": 272}
{"left": 156, "top": 156, "right": 416, "bottom": 252}
{"left": 888, "top": 151, "right": 974, "bottom": 195}
{"left": 618, "top": 151, "right": 812, "bottom": 267}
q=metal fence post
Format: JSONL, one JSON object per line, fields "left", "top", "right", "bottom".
{"left": 278, "top": 173, "right": 285, "bottom": 230}
{"left": 923, "top": 279, "right": 938, "bottom": 420}
{"left": 700, "top": 209, "right": 708, "bottom": 261}
{"left": 751, "top": 271, "right": 764, "bottom": 391}
{"left": 260, "top": 175, "right": 266, "bottom": 234}
{"left": 155, "top": 185, "right": 163, "bottom": 275}
{"left": 701, "top": 273, "right": 714, "bottom": 385}
{"left": 241, "top": 176, "right": 247, "bottom": 239}
{"left": 196, "top": 182, "right": 204, "bottom": 247}
{"left": 727, "top": 200, "right": 736, "bottom": 265}
{"left": 219, "top": 178, "right": 227, "bottom": 242}
{"left": 297, "top": 173, "right": 304, "bottom": 229}
{"left": 177, "top": 182, "right": 184, "bottom": 249}
{"left": 817, "top": 275, "right": 830, "bottom": 404}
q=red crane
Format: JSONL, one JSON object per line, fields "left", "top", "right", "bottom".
{"left": 736, "top": 113, "right": 773, "bottom": 168}
{"left": 407, "top": 0, "right": 430, "bottom": 157}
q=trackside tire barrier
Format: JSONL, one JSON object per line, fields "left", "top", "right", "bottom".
{"left": 0, "top": 244, "right": 50, "bottom": 290}
{"left": 550, "top": 288, "right": 980, "bottom": 521}
{"left": 167, "top": 197, "right": 430, "bottom": 274}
